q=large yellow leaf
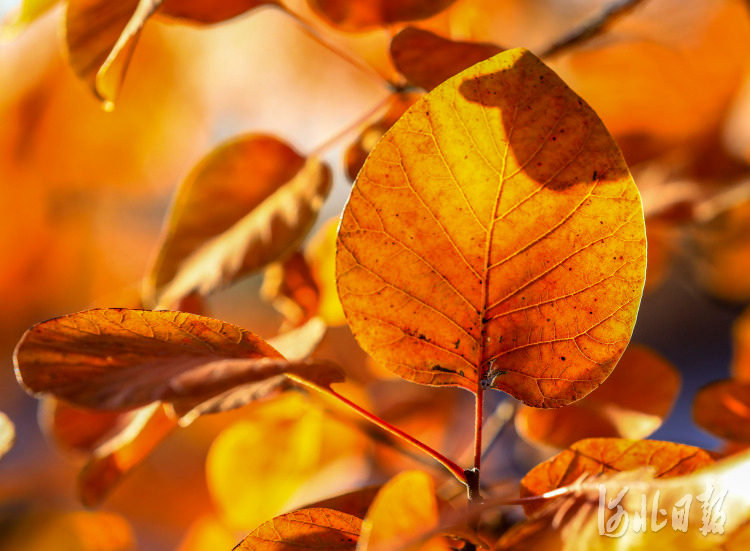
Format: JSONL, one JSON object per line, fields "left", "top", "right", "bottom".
{"left": 236, "top": 508, "right": 361, "bottom": 550}
{"left": 152, "top": 137, "right": 332, "bottom": 309}
{"left": 516, "top": 345, "right": 680, "bottom": 448}
{"left": 13, "top": 308, "right": 342, "bottom": 411}
{"left": 336, "top": 48, "right": 646, "bottom": 407}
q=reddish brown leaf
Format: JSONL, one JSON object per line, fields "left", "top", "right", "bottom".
{"left": 515, "top": 345, "right": 680, "bottom": 447}
{"left": 158, "top": 0, "right": 278, "bottom": 24}
{"left": 306, "top": 486, "right": 381, "bottom": 519}
{"left": 520, "top": 438, "right": 715, "bottom": 516}
{"left": 694, "top": 379, "right": 750, "bottom": 443}
{"left": 390, "top": 27, "right": 502, "bottom": 91}
{"left": 261, "top": 251, "right": 321, "bottom": 327}
{"left": 38, "top": 397, "right": 127, "bottom": 455}
{"left": 336, "top": 48, "right": 646, "bottom": 407}
{"left": 306, "top": 0, "right": 458, "bottom": 32}
{"left": 235, "top": 508, "right": 361, "bottom": 550}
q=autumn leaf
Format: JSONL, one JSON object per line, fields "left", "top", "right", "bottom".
{"left": 336, "top": 47, "right": 646, "bottom": 407}
{"left": 306, "top": 0, "right": 459, "bottom": 32}
{"left": 158, "top": 0, "right": 279, "bottom": 25}
{"left": 13, "top": 308, "right": 343, "bottom": 412}
{"left": 519, "top": 438, "right": 715, "bottom": 516}
{"left": 262, "top": 251, "right": 321, "bottom": 327}
{"left": 515, "top": 345, "right": 680, "bottom": 448}
{"left": 306, "top": 486, "right": 381, "bottom": 519}
{"left": 151, "top": 137, "right": 332, "bottom": 309}
{"left": 390, "top": 27, "right": 502, "bottom": 91}
{"left": 0, "top": 411, "right": 15, "bottom": 462}
{"left": 694, "top": 380, "right": 750, "bottom": 443}
{"left": 235, "top": 508, "right": 361, "bottom": 550}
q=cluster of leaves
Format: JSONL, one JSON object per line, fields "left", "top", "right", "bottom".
{"left": 4, "top": 0, "right": 750, "bottom": 549}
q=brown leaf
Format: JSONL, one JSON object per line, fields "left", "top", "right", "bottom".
{"left": 345, "top": 93, "right": 422, "bottom": 183}
{"left": 13, "top": 308, "right": 342, "bottom": 411}
{"left": 516, "top": 345, "right": 681, "bottom": 448}
{"left": 519, "top": 438, "right": 715, "bottom": 516}
{"left": 78, "top": 402, "right": 177, "bottom": 506}
{"left": 0, "top": 411, "right": 15, "bottom": 462}
{"left": 390, "top": 27, "right": 502, "bottom": 91}
{"left": 158, "top": 0, "right": 278, "bottom": 24}
{"left": 65, "top": 0, "right": 163, "bottom": 106}
{"left": 152, "top": 138, "right": 332, "bottom": 309}
{"left": 694, "top": 379, "right": 750, "bottom": 443}
{"left": 235, "top": 508, "right": 361, "bottom": 550}
{"left": 336, "top": 48, "right": 646, "bottom": 407}
{"left": 306, "top": 0, "right": 459, "bottom": 32}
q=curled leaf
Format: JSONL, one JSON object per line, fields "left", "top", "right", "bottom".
{"left": 516, "top": 345, "right": 680, "bottom": 448}
{"left": 306, "top": 0, "right": 458, "bottom": 32}
{"left": 336, "top": 48, "right": 646, "bottom": 407}
{"left": 694, "top": 379, "right": 750, "bottom": 443}
{"left": 390, "top": 27, "right": 501, "bottom": 91}
{"left": 235, "top": 508, "right": 361, "bottom": 550}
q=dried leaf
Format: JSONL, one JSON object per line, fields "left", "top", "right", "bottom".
{"left": 65, "top": 0, "right": 163, "bottom": 107}
{"left": 154, "top": 141, "right": 332, "bottom": 309}
{"left": 345, "top": 93, "right": 422, "bottom": 183}
{"left": 516, "top": 345, "right": 680, "bottom": 448}
{"left": 14, "top": 308, "right": 342, "bottom": 411}
{"left": 235, "top": 508, "right": 361, "bottom": 550}
{"left": 0, "top": 411, "right": 15, "bottom": 461}
{"left": 78, "top": 402, "right": 177, "bottom": 507}
{"left": 520, "top": 438, "right": 715, "bottom": 516}
{"left": 336, "top": 48, "right": 646, "bottom": 407}
{"left": 694, "top": 380, "right": 750, "bottom": 443}
{"left": 390, "top": 27, "right": 502, "bottom": 91}
{"left": 158, "top": 0, "right": 278, "bottom": 24}
{"left": 306, "top": 0, "right": 459, "bottom": 32}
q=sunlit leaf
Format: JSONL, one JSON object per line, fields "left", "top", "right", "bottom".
{"left": 65, "top": 0, "right": 163, "bottom": 107}
{"left": 336, "top": 47, "right": 646, "bottom": 407}
{"left": 14, "top": 308, "right": 343, "bottom": 411}
{"left": 359, "top": 470, "right": 448, "bottom": 551}
{"left": 0, "top": 0, "right": 59, "bottom": 39}
{"left": 390, "top": 27, "right": 501, "bottom": 91}
{"left": 0, "top": 411, "right": 14, "bottom": 461}
{"left": 38, "top": 397, "right": 128, "bottom": 454}
{"left": 520, "top": 438, "right": 715, "bottom": 516}
{"left": 79, "top": 402, "right": 177, "bottom": 507}
{"left": 345, "top": 93, "right": 422, "bottom": 183}
{"left": 694, "top": 379, "right": 750, "bottom": 444}
{"left": 306, "top": 0, "right": 459, "bottom": 32}
{"left": 158, "top": 0, "right": 279, "bottom": 24}
{"left": 516, "top": 345, "right": 680, "bottom": 448}
{"left": 236, "top": 508, "right": 361, "bottom": 550}
{"left": 153, "top": 138, "right": 332, "bottom": 309}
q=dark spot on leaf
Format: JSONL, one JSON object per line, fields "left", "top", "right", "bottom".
{"left": 561, "top": 357, "right": 566, "bottom": 361}
{"left": 432, "top": 365, "right": 454, "bottom": 374}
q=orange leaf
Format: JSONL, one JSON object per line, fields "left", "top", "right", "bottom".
{"left": 13, "top": 308, "right": 343, "bottom": 411}
{"left": 519, "top": 438, "right": 714, "bottom": 516}
{"left": 0, "top": 411, "right": 15, "bottom": 462}
{"left": 390, "top": 27, "right": 501, "bottom": 91}
{"left": 78, "top": 402, "right": 177, "bottom": 507}
{"left": 65, "top": 0, "right": 163, "bottom": 107}
{"left": 733, "top": 305, "right": 750, "bottom": 381}
{"left": 38, "top": 397, "right": 127, "bottom": 455}
{"left": 336, "top": 48, "right": 646, "bottom": 407}
{"left": 515, "top": 345, "right": 680, "bottom": 448}
{"left": 306, "top": 0, "right": 459, "bottom": 32}
{"left": 345, "top": 93, "right": 422, "bottom": 183}
{"left": 305, "top": 486, "right": 381, "bottom": 519}
{"left": 158, "top": 0, "right": 278, "bottom": 24}
{"left": 236, "top": 508, "right": 361, "bottom": 550}
{"left": 694, "top": 379, "right": 750, "bottom": 443}
{"left": 262, "top": 251, "right": 321, "bottom": 327}
{"left": 151, "top": 137, "right": 332, "bottom": 309}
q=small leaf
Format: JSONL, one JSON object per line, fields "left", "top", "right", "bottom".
{"left": 520, "top": 438, "right": 714, "bottom": 516}
{"left": 158, "top": 0, "right": 278, "bottom": 24}
{"left": 152, "top": 137, "right": 332, "bottom": 309}
{"left": 13, "top": 308, "right": 342, "bottom": 411}
{"left": 694, "top": 379, "right": 750, "bottom": 443}
{"left": 306, "top": 0, "right": 458, "bottom": 32}
{"left": 0, "top": 411, "right": 15, "bottom": 461}
{"left": 262, "top": 251, "right": 321, "bottom": 327}
{"left": 235, "top": 508, "right": 361, "bottom": 550}
{"left": 390, "top": 27, "right": 501, "bottom": 91}
{"left": 515, "top": 345, "right": 680, "bottom": 448}
{"left": 336, "top": 48, "right": 646, "bottom": 407}
{"left": 65, "top": 0, "right": 163, "bottom": 107}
